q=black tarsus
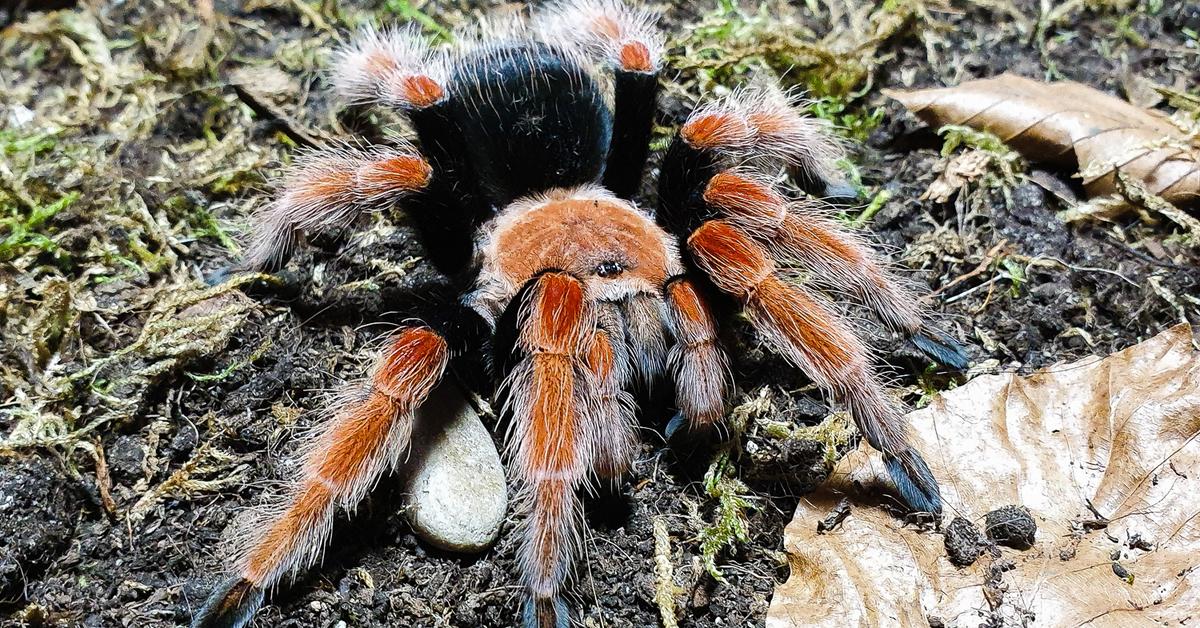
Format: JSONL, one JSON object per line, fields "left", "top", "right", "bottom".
{"left": 604, "top": 69, "right": 659, "bottom": 199}
{"left": 192, "top": 577, "right": 264, "bottom": 628}
{"left": 523, "top": 595, "right": 570, "bottom": 628}
{"left": 910, "top": 327, "right": 971, "bottom": 371}
{"left": 883, "top": 447, "right": 943, "bottom": 515}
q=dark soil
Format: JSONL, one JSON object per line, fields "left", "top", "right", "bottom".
{"left": 1, "top": 1, "right": 1197, "bottom": 627}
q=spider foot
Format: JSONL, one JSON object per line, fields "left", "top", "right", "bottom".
{"left": 883, "top": 447, "right": 943, "bottom": 516}
{"left": 910, "top": 327, "right": 970, "bottom": 371}
{"left": 523, "top": 595, "right": 570, "bottom": 628}
{"left": 192, "top": 577, "right": 264, "bottom": 628}
{"left": 665, "top": 411, "right": 729, "bottom": 451}
{"left": 203, "top": 265, "right": 233, "bottom": 287}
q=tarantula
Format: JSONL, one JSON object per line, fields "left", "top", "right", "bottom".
{"left": 194, "top": 1, "right": 967, "bottom": 626}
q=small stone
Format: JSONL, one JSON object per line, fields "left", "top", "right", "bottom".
{"left": 1112, "top": 561, "right": 1134, "bottom": 584}
{"left": 401, "top": 382, "right": 507, "bottom": 553}
{"left": 984, "top": 505, "right": 1037, "bottom": 550}
{"left": 943, "top": 516, "right": 983, "bottom": 567}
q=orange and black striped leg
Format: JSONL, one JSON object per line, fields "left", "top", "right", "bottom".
{"left": 687, "top": 221, "right": 941, "bottom": 514}
{"left": 241, "top": 143, "right": 431, "bottom": 272}
{"left": 662, "top": 275, "right": 730, "bottom": 441}
{"left": 534, "top": 0, "right": 663, "bottom": 197}
{"left": 670, "top": 85, "right": 850, "bottom": 200}
{"left": 701, "top": 171, "right": 969, "bottom": 369}
{"left": 193, "top": 327, "right": 449, "bottom": 628}
{"left": 501, "top": 272, "right": 597, "bottom": 628}
{"left": 586, "top": 322, "right": 638, "bottom": 480}
{"left": 331, "top": 25, "right": 446, "bottom": 109}
{"left": 658, "top": 83, "right": 847, "bottom": 241}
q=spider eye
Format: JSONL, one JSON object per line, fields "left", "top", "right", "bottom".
{"left": 595, "top": 261, "right": 625, "bottom": 277}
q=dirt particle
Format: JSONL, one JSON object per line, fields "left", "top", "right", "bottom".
{"left": 944, "top": 516, "right": 983, "bottom": 567}
{"left": 1112, "top": 561, "right": 1134, "bottom": 584}
{"left": 817, "top": 498, "right": 852, "bottom": 534}
{"left": 984, "top": 505, "right": 1037, "bottom": 550}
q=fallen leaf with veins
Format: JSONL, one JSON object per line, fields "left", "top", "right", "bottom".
{"left": 768, "top": 324, "right": 1200, "bottom": 628}
{"left": 886, "top": 73, "right": 1199, "bottom": 211}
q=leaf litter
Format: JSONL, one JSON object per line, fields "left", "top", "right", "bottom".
{"left": 769, "top": 324, "right": 1200, "bottom": 627}
{"left": 887, "top": 73, "right": 1200, "bottom": 217}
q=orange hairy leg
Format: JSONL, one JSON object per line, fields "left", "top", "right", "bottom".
{"left": 687, "top": 221, "right": 941, "bottom": 514}
{"left": 703, "top": 172, "right": 923, "bottom": 331}
{"left": 192, "top": 327, "right": 449, "bottom": 628}
{"left": 662, "top": 275, "right": 730, "bottom": 439}
{"left": 586, "top": 327, "right": 637, "bottom": 479}
{"left": 242, "top": 145, "right": 431, "bottom": 272}
{"left": 700, "top": 171, "right": 968, "bottom": 368}
{"left": 502, "top": 272, "right": 596, "bottom": 628}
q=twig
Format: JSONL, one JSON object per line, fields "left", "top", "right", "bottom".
{"left": 653, "top": 517, "right": 679, "bottom": 628}
{"left": 923, "top": 239, "right": 1009, "bottom": 302}
{"left": 90, "top": 438, "right": 117, "bottom": 517}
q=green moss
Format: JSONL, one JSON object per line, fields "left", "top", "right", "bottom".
{"left": 381, "top": 0, "right": 453, "bottom": 42}
{"left": 698, "top": 452, "right": 753, "bottom": 582}
{"left": 0, "top": 191, "right": 79, "bottom": 262}
{"left": 1, "top": 128, "right": 59, "bottom": 156}
{"left": 793, "top": 412, "right": 856, "bottom": 468}
{"left": 811, "top": 98, "right": 885, "bottom": 143}
{"left": 938, "top": 125, "right": 1013, "bottom": 157}
{"left": 913, "top": 364, "right": 962, "bottom": 408}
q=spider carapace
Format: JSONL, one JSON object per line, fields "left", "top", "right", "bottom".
{"left": 194, "top": 1, "right": 968, "bottom": 626}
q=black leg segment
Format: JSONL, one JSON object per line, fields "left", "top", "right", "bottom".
{"left": 603, "top": 69, "right": 658, "bottom": 199}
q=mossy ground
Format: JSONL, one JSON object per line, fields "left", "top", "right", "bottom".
{"left": 2, "top": 0, "right": 1197, "bottom": 626}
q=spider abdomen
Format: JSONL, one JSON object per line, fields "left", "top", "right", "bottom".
{"left": 449, "top": 42, "right": 613, "bottom": 205}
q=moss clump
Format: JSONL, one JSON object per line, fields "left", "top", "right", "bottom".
{"left": 697, "top": 452, "right": 754, "bottom": 582}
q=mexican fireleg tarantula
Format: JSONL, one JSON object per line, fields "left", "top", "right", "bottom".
{"left": 194, "top": 1, "right": 968, "bottom": 626}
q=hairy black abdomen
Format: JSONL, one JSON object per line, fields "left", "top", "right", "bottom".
{"left": 449, "top": 43, "right": 612, "bottom": 205}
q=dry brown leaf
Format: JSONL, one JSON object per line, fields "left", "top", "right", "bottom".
{"left": 921, "top": 149, "right": 993, "bottom": 203}
{"left": 768, "top": 324, "right": 1200, "bottom": 628}
{"left": 886, "top": 73, "right": 1200, "bottom": 210}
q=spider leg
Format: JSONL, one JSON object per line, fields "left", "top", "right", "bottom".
{"left": 664, "top": 84, "right": 852, "bottom": 199}
{"left": 659, "top": 93, "right": 969, "bottom": 369}
{"left": 331, "top": 24, "right": 446, "bottom": 110}
{"left": 588, "top": 307, "right": 638, "bottom": 480}
{"left": 662, "top": 274, "right": 731, "bottom": 439}
{"left": 687, "top": 220, "right": 940, "bottom": 513}
{"left": 618, "top": 292, "right": 670, "bottom": 388}
{"left": 536, "top": 0, "right": 664, "bottom": 198}
{"left": 702, "top": 171, "right": 969, "bottom": 368}
{"left": 241, "top": 142, "right": 431, "bottom": 271}
{"left": 192, "top": 327, "right": 449, "bottom": 628}
{"left": 501, "top": 271, "right": 597, "bottom": 628}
